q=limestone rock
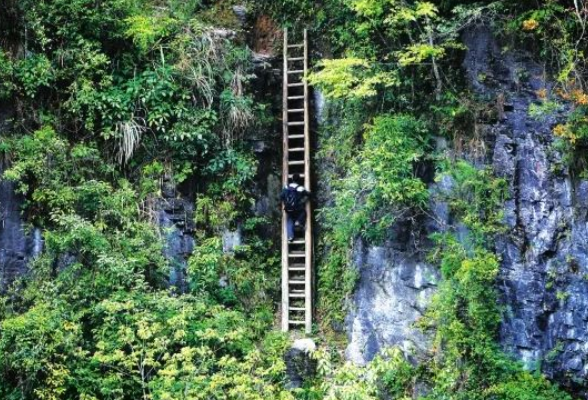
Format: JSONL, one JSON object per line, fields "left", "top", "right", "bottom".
{"left": 156, "top": 175, "right": 195, "bottom": 292}
{"left": 464, "top": 24, "right": 588, "bottom": 391}
{"left": 340, "top": 24, "right": 588, "bottom": 395}
{"left": 0, "top": 161, "right": 40, "bottom": 291}
{"left": 285, "top": 339, "right": 317, "bottom": 389}
{"left": 232, "top": 5, "right": 247, "bottom": 26}
{"left": 345, "top": 242, "right": 439, "bottom": 365}
{"left": 222, "top": 229, "right": 242, "bottom": 254}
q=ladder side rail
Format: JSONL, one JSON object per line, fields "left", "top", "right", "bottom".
{"left": 303, "top": 28, "right": 313, "bottom": 334}
{"left": 281, "top": 28, "right": 290, "bottom": 332}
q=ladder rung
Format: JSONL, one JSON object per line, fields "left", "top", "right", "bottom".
{"left": 289, "top": 252, "right": 305, "bottom": 257}
{"left": 289, "top": 280, "right": 305, "bottom": 284}
{"left": 289, "top": 320, "right": 305, "bottom": 324}
{"left": 288, "top": 96, "right": 304, "bottom": 100}
{"left": 289, "top": 293, "right": 305, "bottom": 298}
{"left": 289, "top": 267, "right": 305, "bottom": 272}
{"left": 288, "top": 173, "right": 304, "bottom": 178}
{"left": 288, "top": 134, "right": 305, "bottom": 139}
{"left": 288, "top": 83, "right": 304, "bottom": 87}
{"left": 288, "top": 109, "right": 304, "bottom": 113}
{"left": 289, "top": 307, "right": 305, "bottom": 311}
{"left": 289, "top": 240, "right": 305, "bottom": 244}
{"left": 288, "top": 121, "right": 305, "bottom": 126}
{"left": 288, "top": 44, "right": 304, "bottom": 48}
{"left": 288, "top": 57, "right": 304, "bottom": 61}
{"left": 289, "top": 147, "right": 305, "bottom": 152}
{"left": 288, "top": 161, "right": 305, "bottom": 166}
{"left": 288, "top": 70, "right": 304, "bottom": 74}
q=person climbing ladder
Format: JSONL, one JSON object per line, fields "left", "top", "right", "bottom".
{"left": 281, "top": 173, "right": 310, "bottom": 242}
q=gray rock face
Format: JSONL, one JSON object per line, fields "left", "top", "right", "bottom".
{"left": 313, "top": 90, "right": 326, "bottom": 125}
{"left": 249, "top": 51, "right": 282, "bottom": 240}
{"left": 345, "top": 242, "right": 439, "bottom": 365}
{"left": 0, "top": 161, "right": 42, "bottom": 291}
{"left": 232, "top": 5, "right": 248, "bottom": 26}
{"left": 343, "top": 23, "right": 588, "bottom": 393}
{"left": 222, "top": 229, "right": 242, "bottom": 254}
{"left": 345, "top": 177, "right": 449, "bottom": 364}
{"left": 285, "top": 339, "right": 317, "bottom": 389}
{"left": 464, "top": 24, "right": 588, "bottom": 389}
{"left": 157, "top": 175, "right": 195, "bottom": 292}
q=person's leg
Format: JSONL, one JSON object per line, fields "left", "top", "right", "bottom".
{"left": 295, "top": 209, "right": 306, "bottom": 229}
{"left": 286, "top": 213, "right": 295, "bottom": 241}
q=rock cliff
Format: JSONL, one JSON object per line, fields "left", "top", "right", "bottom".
{"left": 343, "top": 24, "right": 588, "bottom": 392}
{"left": 2, "top": 17, "right": 588, "bottom": 394}
{"left": 464, "top": 25, "right": 588, "bottom": 390}
{"left": 0, "top": 160, "right": 42, "bottom": 291}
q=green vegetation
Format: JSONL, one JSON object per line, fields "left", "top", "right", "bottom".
{"left": 0, "top": 1, "right": 289, "bottom": 399}
{"left": 318, "top": 113, "right": 430, "bottom": 325}
{"left": 303, "top": 0, "right": 579, "bottom": 398}
{"left": 1, "top": 0, "right": 587, "bottom": 398}
{"left": 504, "top": 1, "right": 588, "bottom": 176}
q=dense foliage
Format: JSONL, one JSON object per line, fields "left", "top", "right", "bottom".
{"left": 0, "top": 1, "right": 288, "bottom": 399}
{"left": 301, "top": 0, "right": 584, "bottom": 398}
{"left": 1, "top": 0, "right": 587, "bottom": 398}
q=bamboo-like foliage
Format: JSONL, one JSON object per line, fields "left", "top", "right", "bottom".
{"left": 221, "top": 66, "right": 254, "bottom": 144}
{"left": 115, "top": 118, "right": 146, "bottom": 165}
{"left": 174, "top": 26, "right": 223, "bottom": 107}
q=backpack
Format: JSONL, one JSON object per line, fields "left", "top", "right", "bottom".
{"left": 283, "top": 186, "right": 303, "bottom": 213}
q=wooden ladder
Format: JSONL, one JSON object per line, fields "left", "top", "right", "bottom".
{"left": 282, "top": 28, "right": 312, "bottom": 334}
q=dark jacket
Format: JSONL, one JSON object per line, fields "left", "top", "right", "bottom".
{"left": 280, "top": 183, "right": 310, "bottom": 212}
